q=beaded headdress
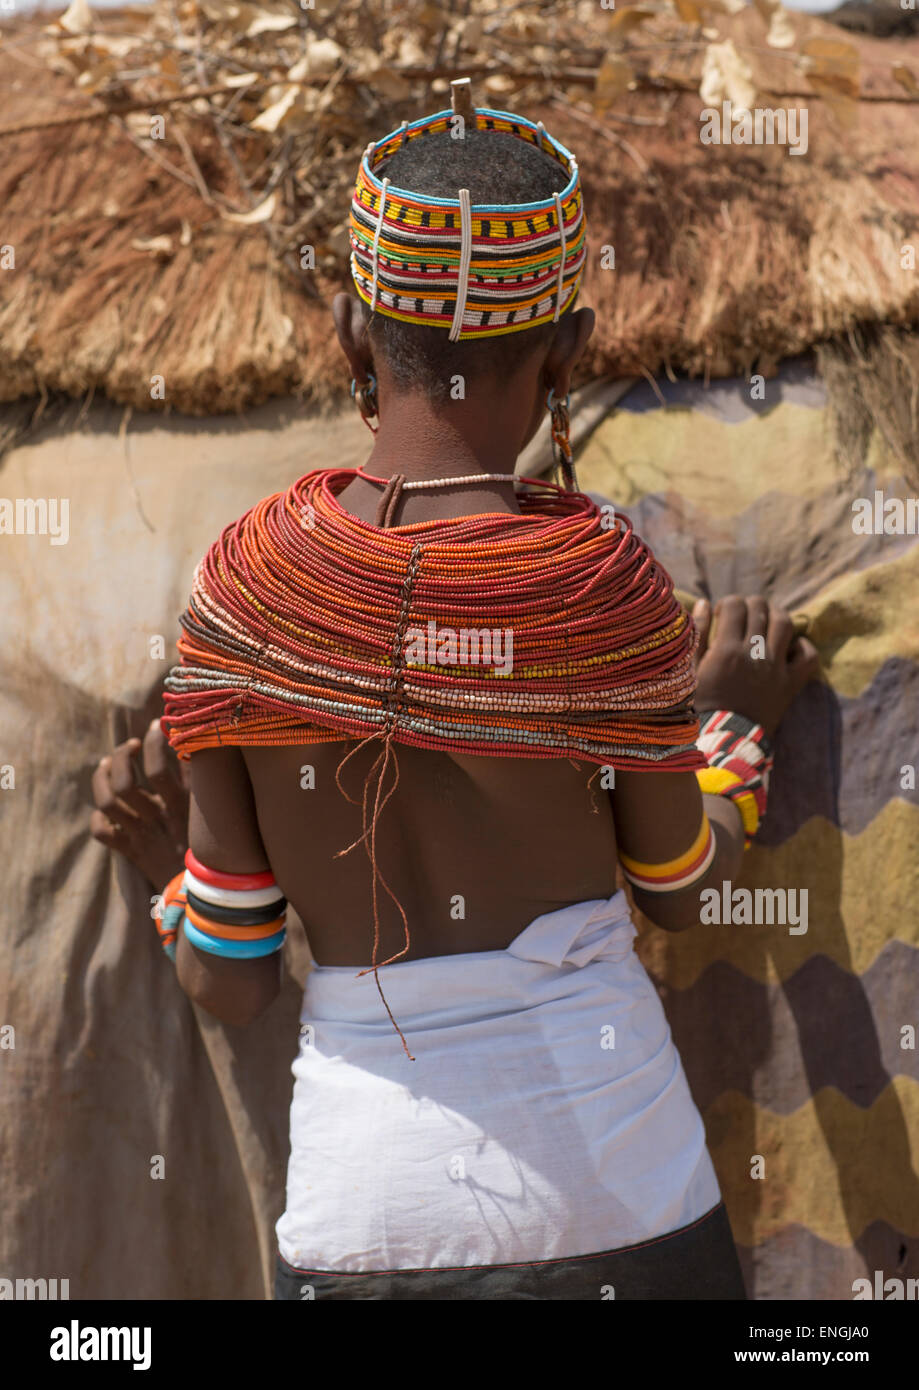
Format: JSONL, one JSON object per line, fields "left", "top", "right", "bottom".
{"left": 349, "top": 106, "right": 586, "bottom": 341}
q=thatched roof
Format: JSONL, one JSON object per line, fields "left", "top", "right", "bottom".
{"left": 1, "top": 0, "right": 917, "bottom": 459}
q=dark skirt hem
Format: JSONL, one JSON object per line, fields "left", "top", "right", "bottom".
{"left": 273, "top": 1201, "right": 746, "bottom": 1300}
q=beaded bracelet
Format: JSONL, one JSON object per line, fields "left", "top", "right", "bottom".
{"left": 694, "top": 709, "right": 774, "bottom": 849}
{"left": 155, "top": 852, "right": 287, "bottom": 962}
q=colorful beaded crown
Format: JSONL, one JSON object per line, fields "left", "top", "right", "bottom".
{"left": 349, "top": 107, "right": 586, "bottom": 341}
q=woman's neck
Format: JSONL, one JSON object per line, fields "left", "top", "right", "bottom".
{"left": 362, "top": 390, "right": 524, "bottom": 483}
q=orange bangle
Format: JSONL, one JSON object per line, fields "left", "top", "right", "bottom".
{"left": 183, "top": 900, "right": 286, "bottom": 941}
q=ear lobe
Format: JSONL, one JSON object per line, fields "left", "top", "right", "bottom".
{"left": 543, "top": 306, "right": 594, "bottom": 397}
{"left": 351, "top": 295, "right": 371, "bottom": 346}
{"left": 570, "top": 305, "right": 595, "bottom": 363}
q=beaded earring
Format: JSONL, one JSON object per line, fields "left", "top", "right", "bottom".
{"left": 547, "top": 387, "right": 578, "bottom": 491}
{"left": 350, "top": 373, "right": 379, "bottom": 434}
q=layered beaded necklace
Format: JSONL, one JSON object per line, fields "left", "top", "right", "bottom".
{"left": 164, "top": 466, "right": 703, "bottom": 1055}
{"left": 165, "top": 467, "right": 701, "bottom": 765}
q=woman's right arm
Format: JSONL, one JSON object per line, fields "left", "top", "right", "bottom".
{"left": 611, "top": 770, "right": 744, "bottom": 932}
{"left": 612, "top": 594, "right": 820, "bottom": 932}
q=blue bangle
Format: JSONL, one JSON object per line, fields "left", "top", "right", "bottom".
{"left": 183, "top": 918, "right": 286, "bottom": 958}
{"left": 158, "top": 901, "right": 185, "bottom": 964}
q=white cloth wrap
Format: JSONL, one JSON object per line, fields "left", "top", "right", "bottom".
{"left": 276, "top": 890, "right": 721, "bottom": 1272}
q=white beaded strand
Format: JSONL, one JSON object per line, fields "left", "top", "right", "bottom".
{"left": 370, "top": 175, "right": 390, "bottom": 313}
{"left": 449, "top": 187, "right": 473, "bottom": 342}
{"left": 553, "top": 192, "right": 567, "bottom": 323}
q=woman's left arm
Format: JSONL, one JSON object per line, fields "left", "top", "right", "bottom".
{"left": 174, "top": 746, "right": 282, "bottom": 1028}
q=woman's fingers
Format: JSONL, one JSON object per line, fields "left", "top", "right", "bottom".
{"left": 766, "top": 606, "right": 795, "bottom": 661}
{"left": 90, "top": 728, "right": 188, "bottom": 885}
{"left": 142, "top": 718, "right": 188, "bottom": 827}
{"left": 744, "top": 596, "right": 769, "bottom": 645}
{"left": 692, "top": 598, "right": 712, "bottom": 664}
{"left": 89, "top": 806, "right": 133, "bottom": 852}
{"left": 713, "top": 594, "right": 747, "bottom": 644}
{"left": 92, "top": 736, "right": 174, "bottom": 830}
{"left": 108, "top": 739, "right": 157, "bottom": 819}
{"left": 91, "top": 750, "right": 142, "bottom": 827}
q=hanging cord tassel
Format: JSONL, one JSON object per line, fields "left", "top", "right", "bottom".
{"left": 331, "top": 541, "right": 424, "bottom": 1061}
{"left": 333, "top": 736, "right": 408, "bottom": 958}
{"left": 585, "top": 762, "right": 605, "bottom": 815}
{"left": 373, "top": 473, "right": 406, "bottom": 528}
{"left": 374, "top": 474, "right": 399, "bottom": 527}
{"left": 332, "top": 737, "right": 414, "bottom": 1061}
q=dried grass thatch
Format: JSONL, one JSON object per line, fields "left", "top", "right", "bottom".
{"left": 817, "top": 326, "right": 919, "bottom": 487}
{"left": 0, "top": 0, "right": 917, "bottom": 422}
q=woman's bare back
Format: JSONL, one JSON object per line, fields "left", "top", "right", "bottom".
{"left": 243, "top": 740, "right": 618, "bottom": 966}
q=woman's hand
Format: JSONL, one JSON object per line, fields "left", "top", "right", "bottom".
{"left": 90, "top": 718, "right": 189, "bottom": 887}
{"left": 691, "top": 595, "right": 820, "bottom": 738}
